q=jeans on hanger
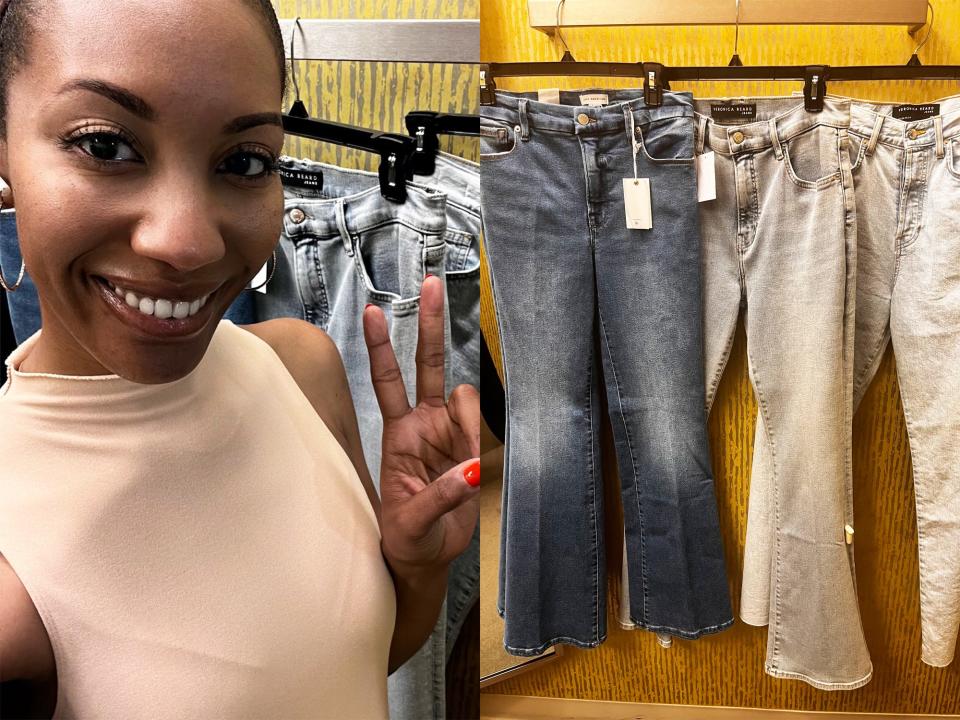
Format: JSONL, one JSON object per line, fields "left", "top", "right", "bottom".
{"left": 253, "top": 155, "right": 481, "bottom": 720}
{"left": 691, "top": 95, "right": 871, "bottom": 689}
{"left": 482, "top": 88, "right": 732, "bottom": 656}
{"left": 0, "top": 210, "right": 256, "bottom": 346}
{"left": 740, "top": 92, "right": 960, "bottom": 676}
{"left": 842, "top": 94, "right": 960, "bottom": 668}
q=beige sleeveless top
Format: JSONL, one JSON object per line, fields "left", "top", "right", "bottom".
{"left": 0, "top": 320, "right": 395, "bottom": 719}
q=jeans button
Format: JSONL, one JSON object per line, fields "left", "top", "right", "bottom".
{"left": 577, "top": 113, "right": 590, "bottom": 125}
{"left": 289, "top": 208, "right": 306, "bottom": 223}
{"left": 732, "top": 130, "right": 745, "bottom": 144}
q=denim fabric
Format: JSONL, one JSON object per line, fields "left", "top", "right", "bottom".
{"left": 482, "top": 88, "right": 733, "bottom": 656}
{"left": 0, "top": 209, "right": 257, "bottom": 343}
{"left": 692, "top": 96, "right": 870, "bottom": 689}
{"left": 842, "top": 94, "right": 960, "bottom": 668}
{"left": 253, "top": 156, "right": 481, "bottom": 720}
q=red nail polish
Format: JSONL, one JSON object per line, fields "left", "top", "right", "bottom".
{"left": 365, "top": 303, "right": 375, "bottom": 309}
{"left": 425, "top": 273, "right": 435, "bottom": 279}
{"left": 463, "top": 459, "right": 480, "bottom": 487}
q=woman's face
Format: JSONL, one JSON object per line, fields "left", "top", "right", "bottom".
{"left": 0, "top": 0, "right": 285, "bottom": 382}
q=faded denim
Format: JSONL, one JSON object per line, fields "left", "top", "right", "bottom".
{"left": 253, "top": 155, "right": 481, "bottom": 720}
{"left": 482, "top": 88, "right": 733, "bottom": 656}
{"left": 692, "top": 95, "right": 871, "bottom": 689}
{"left": 843, "top": 94, "right": 960, "bottom": 667}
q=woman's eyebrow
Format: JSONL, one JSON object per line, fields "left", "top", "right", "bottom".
{"left": 58, "top": 79, "right": 156, "bottom": 121}
{"left": 56, "top": 78, "right": 283, "bottom": 133}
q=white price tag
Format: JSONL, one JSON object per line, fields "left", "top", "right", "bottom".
{"left": 622, "top": 178, "right": 652, "bottom": 230}
{"left": 695, "top": 151, "right": 717, "bottom": 203}
{"left": 248, "top": 261, "right": 269, "bottom": 294}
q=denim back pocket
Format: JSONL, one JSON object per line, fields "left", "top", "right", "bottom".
{"left": 635, "top": 115, "right": 695, "bottom": 164}
{"left": 782, "top": 125, "right": 843, "bottom": 189}
{"left": 480, "top": 118, "right": 520, "bottom": 160}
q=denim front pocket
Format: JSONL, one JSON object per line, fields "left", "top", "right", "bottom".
{"left": 945, "top": 138, "right": 960, "bottom": 180}
{"left": 782, "top": 125, "right": 843, "bottom": 189}
{"left": 635, "top": 115, "right": 695, "bottom": 164}
{"left": 480, "top": 119, "right": 520, "bottom": 160}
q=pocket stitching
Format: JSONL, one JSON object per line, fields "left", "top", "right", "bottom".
{"left": 945, "top": 139, "right": 960, "bottom": 180}
{"left": 781, "top": 128, "right": 843, "bottom": 189}
{"left": 480, "top": 120, "right": 520, "bottom": 160}
{"left": 635, "top": 124, "right": 695, "bottom": 165}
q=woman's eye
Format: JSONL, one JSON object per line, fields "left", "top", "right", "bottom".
{"left": 76, "top": 133, "right": 139, "bottom": 163}
{"left": 220, "top": 151, "right": 274, "bottom": 178}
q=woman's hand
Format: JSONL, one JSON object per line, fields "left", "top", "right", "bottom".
{"left": 362, "top": 274, "right": 480, "bottom": 579}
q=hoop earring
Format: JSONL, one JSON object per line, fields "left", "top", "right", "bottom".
{"left": 0, "top": 191, "right": 24, "bottom": 292}
{"left": 246, "top": 249, "right": 277, "bottom": 292}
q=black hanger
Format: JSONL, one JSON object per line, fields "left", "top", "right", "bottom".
{"left": 481, "top": 60, "right": 960, "bottom": 113}
{"left": 480, "top": 3, "right": 956, "bottom": 113}
{"left": 281, "top": 17, "right": 416, "bottom": 202}
{"left": 404, "top": 111, "right": 480, "bottom": 175}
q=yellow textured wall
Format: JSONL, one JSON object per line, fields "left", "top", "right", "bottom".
{"left": 273, "top": 0, "right": 478, "bottom": 167}
{"left": 479, "top": 0, "right": 960, "bottom": 713}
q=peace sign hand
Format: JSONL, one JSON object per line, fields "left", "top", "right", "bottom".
{"left": 362, "top": 275, "right": 480, "bottom": 577}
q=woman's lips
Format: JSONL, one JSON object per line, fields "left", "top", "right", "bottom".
{"left": 92, "top": 276, "right": 220, "bottom": 339}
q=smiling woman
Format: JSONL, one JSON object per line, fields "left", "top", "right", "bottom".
{"left": 0, "top": 1, "right": 480, "bottom": 718}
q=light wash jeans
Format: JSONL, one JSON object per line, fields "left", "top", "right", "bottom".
{"left": 693, "top": 95, "right": 870, "bottom": 689}
{"left": 255, "top": 155, "right": 481, "bottom": 720}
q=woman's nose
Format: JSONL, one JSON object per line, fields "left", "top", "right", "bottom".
{"left": 129, "top": 188, "right": 226, "bottom": 272}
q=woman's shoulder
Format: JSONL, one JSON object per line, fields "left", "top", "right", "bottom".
{"left": 233, "top": 319, "right": 354, "bottom": 446}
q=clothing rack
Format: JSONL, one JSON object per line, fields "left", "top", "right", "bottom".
{"left": 527, "top": 0, "right": 929, "bottom": 33}
{"left": 278, "top": 19, "right": 479, "bottom": 64}
{"left": 278, "top": 18, "right": 479, "bottom": 201}
{"left": 480, "top": 61, "right": 960, "bottom": 112}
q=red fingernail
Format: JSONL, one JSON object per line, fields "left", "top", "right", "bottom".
{"left": 463, "top": 459, "right": 480, "bottom": 487}
{"left": 425, "top": 273, "right": 435, "bottom": 279}
{"left": 365, "top": 303, "right": 375, "bottom": 310}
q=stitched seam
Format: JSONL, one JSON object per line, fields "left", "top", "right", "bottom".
{"left": 504, "top": 633, "right": 608, "bottom": 656}
{"left": 623, "top": 616, "right": 734, "bottom": 638}
{"left": 584, "top": 338, "right": 602, "bottom": 641}
{"left": 765, "top": 665, "right": 873, "bottom": 691}
{"left": 746, "top": 345, "right": 784, "bottom": 663}
{"left": 596, "top": 303, "right": 647, "bottom": 621}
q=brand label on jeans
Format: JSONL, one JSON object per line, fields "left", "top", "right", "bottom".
{"left": 580, "top": 93, "right": 609, "bottom": 107}
{"left": 892, "top": 103, "right": 940, "bottom": 121}
{"left": 710, "top": 103, "right": 757, "bottom": 121}
{"left": 622, "top": 178, "right": 652, "bottom": 230}
{"left": 278, "top": 167, "right": 324, "bottom": 190}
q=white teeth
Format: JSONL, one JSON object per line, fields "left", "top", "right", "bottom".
{"left": 107, "top": 281, "right": 210, "bottom": 320}
{"left": 154, "top": 299, "right": 173, "bottom": 319}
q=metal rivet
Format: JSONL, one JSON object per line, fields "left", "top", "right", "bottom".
{"left": 289, "top": 208, "right": 306, "bottom": 223}
{"left": 732, "top": 131, "right": 745, "bottom": 144}
{"left": 577, "top": 113, "right": 590, "bottom": 125}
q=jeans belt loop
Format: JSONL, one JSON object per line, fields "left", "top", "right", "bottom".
{"left": 934, "top": 115, "right": 945, "bottom": 159}
{"left": 334, "top": 198, "right": 353, "bottom": 256}
{"left": 696, "top": 114, "right": 707, "bottom": 156}
{"left": 518, "top": 98, "right": 531, "bottom": 141}
{"left": 866, "top": 114, "right": 885, "bottom": 156}
{"left": 769, "top": 117, "right": 784, "bottom": 161}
